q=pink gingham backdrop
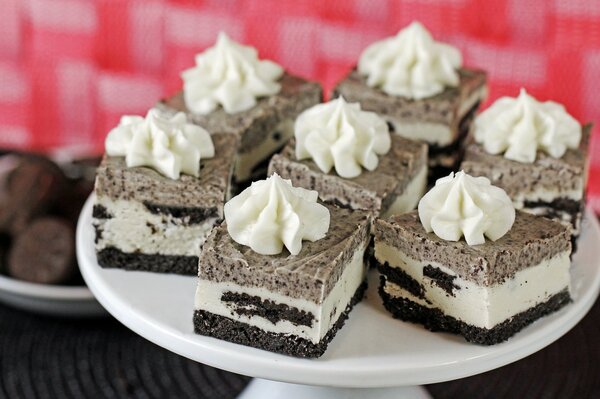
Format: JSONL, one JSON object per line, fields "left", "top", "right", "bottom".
{"left": 1, "top": 0, "right": 599, "bottom": 211}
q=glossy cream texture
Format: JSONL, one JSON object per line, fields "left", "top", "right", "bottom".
{"left": 105, "top": 110, "right": 215, "bottom": 180}
{"left": 418, "top": 172, "right": 515, "bottom": 245}
{"left": 376, "top": 243, "right": 571, "bottom": 329}
{"left": 474, "top": 88, "right": 581, "bottom": 164}
{"left": 295, "top": 97, "right": 391, "bottom": 178}
{"left": 224, "top": 174, "right": 330, "bottom": 256}
{"left": 358, "top": 21, "right": 462, "bottom": 99}
{"left": 195, "top": 245, "right": 367, "bottom": 343}
{"left": 182, "top": 32, "right": 284, "bottom": 115}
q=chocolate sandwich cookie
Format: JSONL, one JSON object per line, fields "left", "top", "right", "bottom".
{"left": 0, "top": 156, "right": 66, "bottom": 234}
{"left": 54, "top": 156, "right": 101, "bottom": 225}
{"left": 8, "top": 217, "right": 75, "bottom": 285}
{"left": 0, "top": 234, "right": 9, "bottom": 274}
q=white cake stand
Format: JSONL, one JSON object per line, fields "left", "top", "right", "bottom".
{"left": 76, "top": 195, "right": 600, "bottom": 399}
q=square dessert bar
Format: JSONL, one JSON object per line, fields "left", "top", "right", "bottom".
{"left": 93, "top": 133, "right": 237, "bottom": 275}
{"left": 194, "top": 204, "right": 372, "bottom": 358}
{"left": 268, "top": 135, "right": 428, "bottom": 217}
{"left": 461, "top": 124, "right": 591, "bottom": 241}
{"left": 333, "top": 69, "right": 487, "bottom": 178}
{"left": 373, "top": 210, "right": 572, "bottom": 345}
{"left": 157, "top": 73, "right": 322, "bottom": 185}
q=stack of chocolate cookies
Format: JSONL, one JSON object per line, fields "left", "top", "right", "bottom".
{"left": 0, "top": 153, "right": 98, "bottom": 285}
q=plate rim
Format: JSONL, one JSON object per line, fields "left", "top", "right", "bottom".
{"left": 77, "top": 194, "right": 600, "bottom": 387}
{"left": 0, "top": 273, "right": 94, "bottom": 300}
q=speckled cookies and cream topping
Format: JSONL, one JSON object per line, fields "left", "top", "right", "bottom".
{"left": 224, "top": 173, "right": 330, "bottom": 255}
{"left": 418, "top": 171, "right": 515, "bottom": 246}
{"left": 474, "top": 88, "right": 582, "bottom": 163}
{"left": 105, "top": 110, "right": 214, "bottom": 180}
{"left": 294, "top": 97, "right": 391, "bottom": 178}
{"left": 181, "top": 32, "right": 284, "bottom": 115}
{"left": 358, "top": 21, "right": 462, "bottom": 100}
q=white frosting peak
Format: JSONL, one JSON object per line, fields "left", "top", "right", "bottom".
{"left": 418, "top": 171, "right": 515, "bottom": 246}
{"left": 182, "top": 32, "right": 284, "bottom": 115}
{"left": 474, "top": 88, "right": 582, "bottom": 163}
{"left": 295, "top": 97, "right": 391, "bottom": 178}
{"left": 224, "top": 174, "right": 330, "bottom": 256}
{"left": 105, "top": 110, "right": 214, "bottom": 179}
{"left": 358, "top": 21, "right": 462, "bottom": 99}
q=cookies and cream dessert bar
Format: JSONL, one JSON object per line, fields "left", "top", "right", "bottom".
{"left": 269, "top": 97, "right": 427, "bottom": 217}
{"left": 461, "top": 89, "right": 590, "bottom": 244}
{"left": 374, "top": 171, "right": 572, "bottom": 344}
{"left": 94, "top": 110, "right": 235, "bottom": 275}
{"left": 156, "top": 33, "right": 322, "bottom": 186}
{"left": 333, "top": 22, "right": 487, "bottom": 180}
{"left": 194, "top": 174, "right": 372, "bottom": 358}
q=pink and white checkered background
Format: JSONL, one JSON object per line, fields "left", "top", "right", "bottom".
{"left": 1, "top": 0, "right": 599, "bottom": 211}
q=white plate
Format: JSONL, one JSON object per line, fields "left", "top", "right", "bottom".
{"left": 0, "top": 273, "right": 105, "bottom": 317}
{"left": 77, "top": 194, "right": 600, "bottom": 388}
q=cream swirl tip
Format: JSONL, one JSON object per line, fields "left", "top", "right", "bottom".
{"left": 105, "top": 110, "right": 214, "bottom": 180}
{"left": 182, "top": 32, "right": 284, "bottom": 115}
{"left": 358, "top": 21, "right": 462, "bottom": 99}
{"left": 295, "top": 97, "right": 391, "bottom": 178}
{"left": 418, "top": 171, "right": 515, "bottom": 246}
{"left": 224, "top": 174, "right": 330, "bottom": 256}
{"left": 474, "top": 88, "right": 581, "bottom": 163}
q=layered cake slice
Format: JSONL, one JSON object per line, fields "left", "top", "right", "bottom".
{"left": 156, "top": 32, "right": 322, "bottom": 186}
{"left": 333, "top": 22, "right": 487, "bottom": 180}
{"left": 461, "top": 89, "right": 590, "bottom": 245}
{"left": 194, "top": 174, "right": 371, "bottom": 358}
{"left": 374, "top": 172, "right": 572, "bottom": 345}
{"left": 269, "top": 97, "right": 428, "bottom": 217}
{"left": 94, "top": 110, "right": 236, "bottom": 275}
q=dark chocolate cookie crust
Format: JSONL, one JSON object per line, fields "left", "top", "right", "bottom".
{"left": 221, "top": 291, "right": 315, "bottom": 327}
{"left": 379, "top": 276, "right": 571, "bottom": 345}
{"left": 375, "top": 259, "right": 425, "bottom": 300}
{"left": 193, "top": 282, "right": 367, "bottom": 358}
{"left": 97, "top": 247, "right": 198, "bottom": 275}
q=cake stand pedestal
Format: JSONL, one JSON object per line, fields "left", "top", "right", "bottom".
{"left": 77, "top": 196, "right": 600, "bottom": 398}
{"left": 237, "top": 379, "right": 429, "bottom": 398}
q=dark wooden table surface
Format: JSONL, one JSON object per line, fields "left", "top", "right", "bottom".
{"left": 0, "top": 294, "right": 598, "bottom": 399}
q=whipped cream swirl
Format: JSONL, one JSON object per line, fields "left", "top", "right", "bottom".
{"left": 181, "top": 32, "right": 284, "bottom": 115}
{"left": 105, "top": 110, "right": 215, "bottom": 180}
{"left": 295, "top": 97, "right": 391, "bottom": 178}
{"left": 474, "top": 88, "right": 582, "bottom": 163}
{"left": 224, "top": 174, "right": 330, "bottom": 256}
{"left": 358, "top": 21, "right": 462, "bottom": 100}
{"left": 418, "top": 171, "right": 515, "bottom": 246}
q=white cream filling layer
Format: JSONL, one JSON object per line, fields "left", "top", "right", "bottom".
{"left": 375, "top": 243, "right": 571, "bottom": 329}
{"left": 387, "top": 120, "right": 453, "bottom": 146}
{"left": 457, "top": 85, "right": 488, "bottom": 122}
{"left": 234, "top": 119, "right": 294, "bottom": 182}
{"left": 381, "top": 165, "right": 427, "bottom": 218}
{"left": 510, "top": 188, "right": 583, "bottom": 209}
{"left": 523, "top": 206, "right": 580, "bottom": 235}
{"left": 195, "top": 245, "right": 367, "bottom": 344}
{"left": 94, "top": 197, "right": 217, "bottom": 257}
{"left": 386, "top": 86, "right": 486, "bottom": 147}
